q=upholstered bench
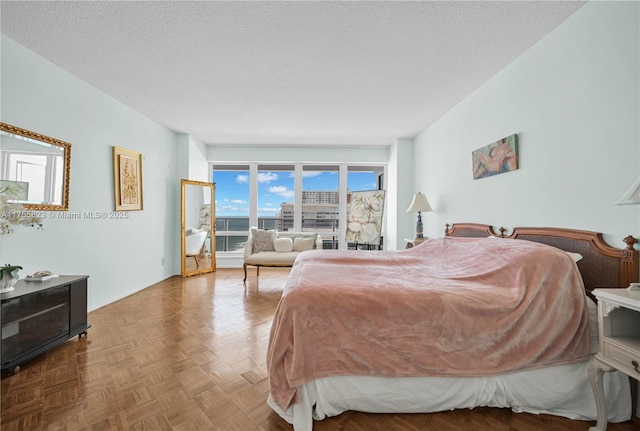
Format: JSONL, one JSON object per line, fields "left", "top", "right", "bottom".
{"left": 243, "top": 228, "right": 322, "bottom": 282}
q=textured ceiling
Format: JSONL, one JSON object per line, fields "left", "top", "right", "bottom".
{"left": 1, "top": 1, "right": 586, "bottom": 147}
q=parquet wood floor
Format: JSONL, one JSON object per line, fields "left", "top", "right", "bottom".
{"left": 1, "top": 268, "right": 639, "bottom": 431}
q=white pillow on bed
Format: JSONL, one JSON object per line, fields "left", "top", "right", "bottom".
{"left": 484, "top": 236, "right": 583, "bottom": 262}
{"left": 565, "top": 251, "right": 583, "bottom": 262}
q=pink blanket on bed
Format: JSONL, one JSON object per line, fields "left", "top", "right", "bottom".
{"left": 267, "top": 237, "right": 590, "bottom": 410}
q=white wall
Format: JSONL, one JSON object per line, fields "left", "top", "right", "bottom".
{"left": 388, "top": 139, "right": 416, "bottom": 249}
{"left": 188, "top": 135, "right": 209, "bottom": 182}
{"left": 414, "top": 1, "right": 639, "bottom": 250}
{"left": 1, "top": 35, "right": 180, "bottom": 311}
{"left": 175, "top": 133, "right": 211, "bottom": 270}
{"left": 176, "top": 133, "right": 208, "bottom": 182}
{"left": 208, "top": 144, "right": 389, "bottom": 164}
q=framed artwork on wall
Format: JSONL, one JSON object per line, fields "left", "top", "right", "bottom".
{"left": 113, "top": 146, "right": 143, "bottom": 211}
{"left": 472, "top": 134, "right": 519, "bottom": 180}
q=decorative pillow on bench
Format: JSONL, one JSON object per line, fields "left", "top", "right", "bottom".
{"left": 292, "top": 237, "right": 315, "bottom": 251}
{"left": 250, "top": 228, "right": 320, "bottom": 254}
{"left": 274, "top": 237, "right": 294, "bottom": 252}
{"left": 251, "top": 228, "right": 277, "bottom": 253}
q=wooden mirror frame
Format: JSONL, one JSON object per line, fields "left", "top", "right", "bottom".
{"left": 181, "top": 179, "right": 216, "bottom": 277}
{"left": 0, "top": 122, "right": 71, "bottom": 211}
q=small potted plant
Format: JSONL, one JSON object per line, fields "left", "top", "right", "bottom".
{"left": 0, "top": 264, "right": 22, "bottom": 293}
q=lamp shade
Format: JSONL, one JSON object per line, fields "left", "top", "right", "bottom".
{"left": 406, "top": 192, "right": 433, "bottom": 213}
{"left": 615, "top": 174, "right": 640, "bottom": 205}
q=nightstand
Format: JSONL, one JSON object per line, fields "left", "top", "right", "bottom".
{"left": 588, "top": 288, "right": 640, "bottom": 431}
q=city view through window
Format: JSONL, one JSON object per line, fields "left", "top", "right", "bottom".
{"left": 213, "top": 165, "right": 382, "bottom": 252}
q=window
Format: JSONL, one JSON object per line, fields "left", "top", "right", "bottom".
{"left": 211, "top": 163, "right": 386, "bottom": 252}
{"left": 258, "top": 165, "right": 294, "bottom": 231}
{"left": 212, "top": 165, "right": 250, "bottom": 252}
{"left": 347, "top": 166, "right": 381, "bottom": 193}
{"left": 301, "top": 165, "right": 339, "bottom": 235}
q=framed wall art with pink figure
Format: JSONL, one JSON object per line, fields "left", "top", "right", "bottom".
{"left": 472, "top": 134, "right": 518, "bottom": 180}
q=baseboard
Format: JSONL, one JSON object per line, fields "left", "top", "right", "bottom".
{"left": 88, "top": 274, "right": 176, "bottom": 313}
{"left": 215, "top": 253, "right": 244, "bottom": 268}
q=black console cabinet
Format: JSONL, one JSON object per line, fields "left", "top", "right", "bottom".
{"left": 1, "top": 275, "right": 90, "bottom": 375}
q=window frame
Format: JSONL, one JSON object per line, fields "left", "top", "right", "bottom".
{"left": 211, "top": 162, "right": 386, "bottom": 253}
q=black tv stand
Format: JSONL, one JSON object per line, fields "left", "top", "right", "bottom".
{"left": 1, "top": 275, "right": 90, "bottom": 376}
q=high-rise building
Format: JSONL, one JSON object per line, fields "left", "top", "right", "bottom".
{"left": 278, "top": 190, "right": 349, "bottom": 232}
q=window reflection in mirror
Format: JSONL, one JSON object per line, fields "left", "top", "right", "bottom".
{"left": 181, "top": 179, "right": 216, "bottom": 277}
{"left": 0, "top": 123, "right": 71, "bottom": 211}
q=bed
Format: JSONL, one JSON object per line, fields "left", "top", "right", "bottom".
{"left": 266, "top": 223, "right": 639, "bottom": 431}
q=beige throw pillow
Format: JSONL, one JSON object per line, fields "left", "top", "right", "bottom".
{"left": 293, "top": 237, "right": 315, "bottom": 252}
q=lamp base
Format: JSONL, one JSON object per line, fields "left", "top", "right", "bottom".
{"left": 413, "top": 237, "right": 426, "bottom": 246}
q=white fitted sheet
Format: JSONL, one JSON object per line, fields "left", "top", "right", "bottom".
{"left": 267, "top": 359, "right": 631, "bottom": 431}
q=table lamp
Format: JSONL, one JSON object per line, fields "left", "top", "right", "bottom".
{"left": 406, "top": 192, "right": 433, "bottom": 243}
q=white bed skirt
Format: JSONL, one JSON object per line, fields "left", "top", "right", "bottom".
{"left": 267, "top": 359, "right": 631, "bottom": 431}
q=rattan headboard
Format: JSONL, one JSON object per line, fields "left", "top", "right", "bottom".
{"left": 444, "top": 223, "right": 499, "bottom": 238}
{"left": 445, "top": 223, "right": 639, "bottom": 298}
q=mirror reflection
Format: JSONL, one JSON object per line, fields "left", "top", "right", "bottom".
{"left": 0, "top": 122, "right": 71, "bottom": 211}
{"left": 181, "top": 179, "right": 216, "bottom": 277}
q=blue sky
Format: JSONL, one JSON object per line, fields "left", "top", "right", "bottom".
{"left": 213, "top": 170, "right": 377, "bottom": 217}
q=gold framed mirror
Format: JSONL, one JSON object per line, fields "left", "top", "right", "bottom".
{"left": 181, "top": 179, "right": 216, "bottom": 277}
{"left": 0, "top": 122, "right": 71, "bottom": 211}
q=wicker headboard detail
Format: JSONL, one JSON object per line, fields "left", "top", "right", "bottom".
{"left": 444, "top": 223, "right": 499, "bottom": 238}
{"left": 445, "top": 223, "right": 639, "bottom": 298}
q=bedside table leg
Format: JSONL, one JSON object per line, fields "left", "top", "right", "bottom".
{"left": 588, "top": 356, "right": 615, "bottom": 431}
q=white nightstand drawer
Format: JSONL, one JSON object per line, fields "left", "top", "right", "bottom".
{"left": 603, "top": 340, "right": 640, "bottom": 378}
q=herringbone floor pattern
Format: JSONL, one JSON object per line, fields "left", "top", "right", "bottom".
{"left": 1, "top": 268, "right": 639, "bottom": 430}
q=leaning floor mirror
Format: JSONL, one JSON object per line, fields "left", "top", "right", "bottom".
{"left": 181, "top": 179, "right": 216, "bottom": 277}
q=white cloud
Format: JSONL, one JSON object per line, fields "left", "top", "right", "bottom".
{"left": 288, "top": 171, "right": 323, "bottom": 178}
{"left": 302, "top": 171, "right": 323, "bottom": 178}
{"left": 258, "top": 207, "right": 280, "bottom": 213}
{"left": 269, "top": 186, "right": 287, "bottom": 193}
{"left": 236, "top": 174, "right": 248, "bottom": 183}
{"left": 269, "top": 186, "right": 294, "bottom": 199}
{"left": 231, "top": 199, "right": 245, "bottom": 204}
{"left": 258, "top": 172, "right": 279, "bottom": 183}
{"left": 219, "top": 205, "right": 247, "bottom": 213}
